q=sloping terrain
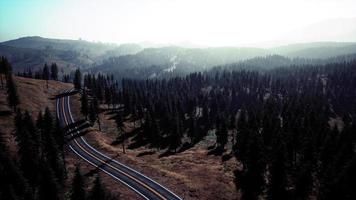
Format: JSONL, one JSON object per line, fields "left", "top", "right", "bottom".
{"left": 0, "top": 76, "right": 129, "bottom": 198}
{"left": 0, "top": 76, "right": 71, "bottom": 153}
{"left": 67, "top": 96, "right": 238, "bottom": 200}
{"left": 0, "top": 36, "right": 142, "bottom": 72}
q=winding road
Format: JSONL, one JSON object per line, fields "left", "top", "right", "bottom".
{"left": 56, "top": 89, "right": 182, "bottom": 200}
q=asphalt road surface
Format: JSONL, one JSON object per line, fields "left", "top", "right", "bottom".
{"left": 56, "top": 89, "right": 182, "bottom": 200}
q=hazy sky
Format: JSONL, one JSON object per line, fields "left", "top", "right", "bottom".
{"left": 1, "top": 0, "right": 356, "bottom": 46}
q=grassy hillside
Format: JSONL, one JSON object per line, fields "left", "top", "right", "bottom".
{"left": 0, "top": 77, "right": 125, "bottom": 199}
{"left": 0, "top": 76, "right": 72, "bottom": 155}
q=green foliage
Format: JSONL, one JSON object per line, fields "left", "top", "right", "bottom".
{"left": 116, "top": 59, "right": 356, "bottom": 199}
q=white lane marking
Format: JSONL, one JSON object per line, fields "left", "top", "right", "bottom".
{"left": 68, "top": 145, "right": 149, "bottom": 200}
{"left": 59, "top": 94, "right": 150, "bottom": 200}
{"left": 66, "top": 89, "right": 181, "bottom": 200}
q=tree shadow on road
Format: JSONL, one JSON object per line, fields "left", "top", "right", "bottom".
{"left": 83, "top": 153, "right": 121, "bottom": 177}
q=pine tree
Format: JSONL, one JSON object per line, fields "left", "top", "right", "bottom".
{"left": 267, "top": 141, "right": 288, "bottom": 200}
{"left": 169, "top": 114, "right": 182, "bottom": 152}
{"left": 70, "top": 165, "right": 86, "bottom": 200}
{"left": 235, "top": 128, "right": 265, "bottom": 200}
{"left": 53, "top": 117, "right": 65, "bottom": 151}
{"left": 93, "top": 98, "right": 101, "bottom": 130}
{"left": 42, "top": 107, "right": 53, "bottom": 137}
{"left": 40, "top": 108, "right": 65, "bottom": 182}
{"left": 115, "top": 113, "right": 126, "bottom": 153}
{"left": 216, "top": 119, "right": 228, "bottom": 151}
{"left": 50, "top": 63, "right": 58, "bottom": 80}
{"left": 74, "top": 68, "right": 82, "bottom": 90}
{"left": 0, "top": 56, "right": 12, "bottom": 89}
{"left": 43, "top": 63, "right": 50, "bottom": 88}
{"left": 6, "top": 74, "right": 20, "bottom": 111}
{"left": 14, "top": 110, "right": 40, "bottom": 187}
{"left": 88, "top": 176, "right": 106, "bottom": 200}
{"left": 89, "top": 100, "right": 97, "bottom": 126}
{"left": 0, "top": 129, "right": 32, "bottom": 200}
{"left": 53, "top": 117, "right": 67, "bottom": 180}
{"left": 334, "top": 155, "right": 356, "bottom": 200}
{"left": 63, "top": 74, "right": 70, "bottom": 83}
{"left": 81, "top": 90, "right": 89, "bottom": 119}
{"left": 23, "top": 111, "right": 41, "bottom": 161}
{"left": 294, "top": 162, "right": 313, "bottom": 200}
{"left": 104, "top": 86, "right": 112, "bottom": 109}
{"left": 38, "top": 162, "right": 60, "bottom": 200}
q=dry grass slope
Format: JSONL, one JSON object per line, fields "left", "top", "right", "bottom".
{"left": 0, "top": 76, "right": 72, "bottom": 155}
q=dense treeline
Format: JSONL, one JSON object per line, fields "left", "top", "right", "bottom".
{"left": 115, "top": 61, "right": 356, "bottom": 199}
{"left": 17, "top": 62, "right": 77, "bottom": 84}
{"left": 18, "top": 63, "right": 58, "bottom": 81}
{"left": 94, "top": 53, "right": 356, "bottom": 82}
{"left": 83, "top": 73, "right": 120, "bottom": 107}
{"left": 0, "top": 108, "right": 66, "bottom": 200}
{"left": 79, "top": 73, "right": 121, "bottom": 130}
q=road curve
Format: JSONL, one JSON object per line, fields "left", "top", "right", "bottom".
{"left": 56, "top": 89, "right": 182, "bottom": 200}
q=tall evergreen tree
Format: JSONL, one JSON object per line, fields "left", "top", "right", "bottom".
{"left": 294, "top": 162, "right": 313, "bottom": 200}
{"left": 267, "top": 140, "right": 288, "bottom": 200}
{"left": 40, "top": 108, "right": 66, "bottom": 182}
{"left": 216, "top": 120, "right": 228, "bottom": 151}
{"left": 235, "top": 127, "right": 265, "bottom": 200}
{"left": 70, "top": 165, "right": 86, "bottom": 200}
{"left": 6, "top": 74, "right": 20, "bottom": 111}
{"left": 14, "top": 110, "right": 40, "bottom": 187}
{"left": 50, "top": 63, "right": 58, "bottom": 80}
{"left": 63, "top": 74, "right": 71, "bottom": 83}
{"left": 169, "top": 114, "right": 183, "bottom": 152}
{"left": 89, "top": 99, "right": 97, "bottom": 127}
{"left": 42, "top": 107, "right": 53, "bottom": 137}
{"left": 0, "top": 56, "right": 12, "bottom": 89}
{"left": 74, "top": 68, "right": 82, "bottom": 90}
{"left": 88, "top": 176, "right": 110, "bottom": 200}
{"left": 43, "top": 63, "right": 50, "bottom": 88}
{"left": 38, "top": 162, "right": 60, "bottom": 200}
{"left": 0, "top": 130, "right": 31, "bottom": 200}
{"left": 81, "top": 90, "right": 89, "bottom": 119}
{"left": 115, "top": 113, "right": 126, "bottom": 153}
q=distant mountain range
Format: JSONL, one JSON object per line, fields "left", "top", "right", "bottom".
{"left": 0, "top": 36, "right": 142, "bottom": 72}
{"left": 1, "top": 36, "right": 356, "bottom": 78}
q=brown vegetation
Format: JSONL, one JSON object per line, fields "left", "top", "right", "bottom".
{"left": 0, "top": 76, "right": 71, "bottom": 155}
{"left": 69, "top": 93, "right": 238, "bottom": 200}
